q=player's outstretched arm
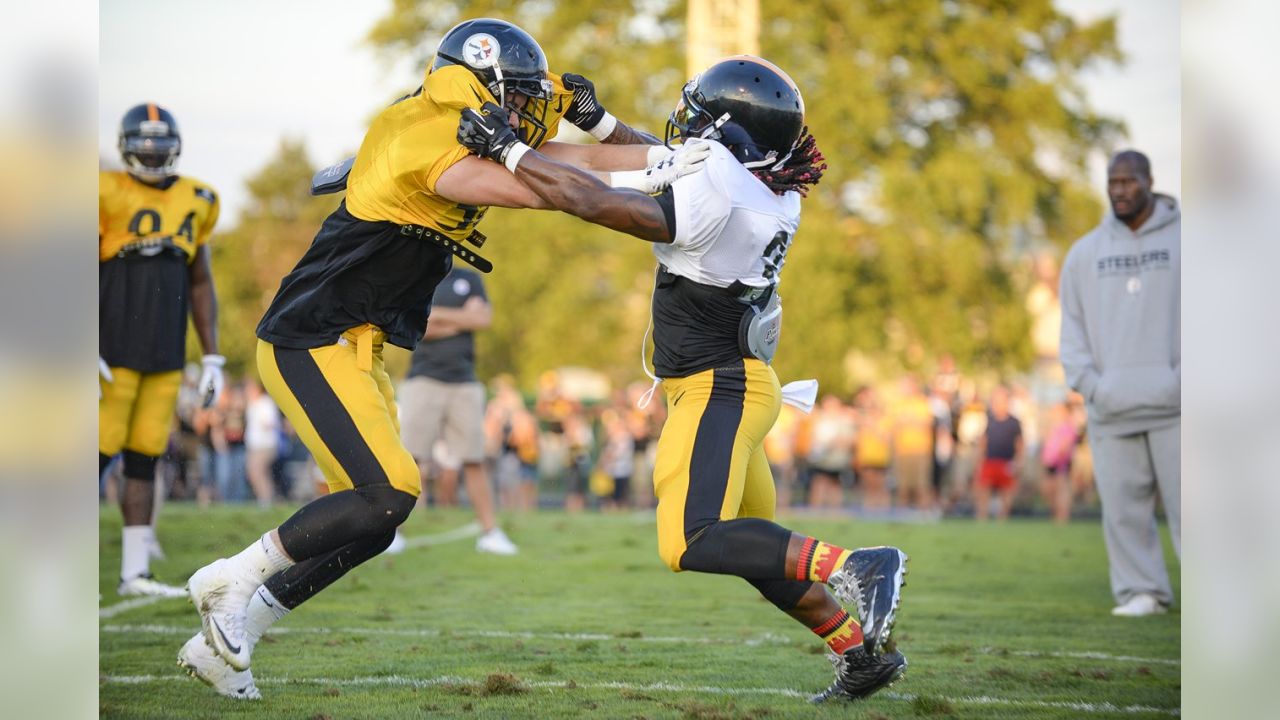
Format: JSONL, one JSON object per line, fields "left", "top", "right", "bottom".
{"left": 457, "top": 103, "right": 688, "bottom": 243}
{"left": 560, "top": 72, "right": 663, "bottom": 147}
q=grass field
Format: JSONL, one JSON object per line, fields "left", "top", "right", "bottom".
{"left": 98, "top": 504, "right": 1180, "bottom": 719}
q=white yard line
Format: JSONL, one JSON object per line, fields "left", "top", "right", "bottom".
{"left": 98, "top": 595, "right": 167, "bottom": 619}
{"left": 402, "top": 521, "right": 482, "bottom": 549}
{"left": 99, "top": 674, "right": 1179, "bottom": 715}
{"left": 100, "top": 623, "right": 1180, "bottom": 667}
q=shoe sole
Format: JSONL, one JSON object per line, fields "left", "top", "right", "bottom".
{"left": 176, "top": 656, "right": 260, "bottom": 700}
{"left": 872, "top": 549, "right": 909, "bottom": 654}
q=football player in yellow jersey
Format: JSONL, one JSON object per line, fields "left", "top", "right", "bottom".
{"left": 99, "top": 102, "right": 224, "bottom": 599}
{"left": 458, "top": 56, "right": 910, "bottom": 702}
{"left": 180, "top": 18, "right": 706, "bottom": 698}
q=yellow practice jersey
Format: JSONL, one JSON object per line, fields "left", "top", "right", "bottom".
{"left": 344, "top": 65, "right": 573, "bottom": 238}
{"left": 99, "top": 170, "right": 219, "bottom": 263}
{"left": 257, "top": 65, "right": 573, "bottom": 352}
{"left": 99, "top": 170, "right": 220, "bottom": 372}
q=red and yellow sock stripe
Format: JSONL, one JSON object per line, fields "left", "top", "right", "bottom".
{"left": 796, "top": 537, "right": 853, "bottom": 583}
{"left": 813, "top": 609, "right": 863, "bottom": 654}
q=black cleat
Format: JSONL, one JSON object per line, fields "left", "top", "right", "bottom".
{"left": 810, "top": 646, "right": 907, "bottom": 703}
{"left": 827, "top": 546, "right": 908, "bottom": 654}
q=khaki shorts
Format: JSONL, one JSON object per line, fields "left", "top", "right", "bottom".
{"left": 398, "top": 376, "right": 486, "bottom": 466}
{"left": 893, "top": 452, "right": 931, "bottom": 493}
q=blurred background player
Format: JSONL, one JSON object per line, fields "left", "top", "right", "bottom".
{"left": 99, "top": 102, "right": 224, "bottom": 597}
{"left": 397, "top": 265, "right": 518, "bottom": 554}
{"left": 458, "top": 54, "right": 908, "bottom": 702}
{"left": 178, "top": 17, "right": 699, "bottom": 700}
{"left": 973, "top": 385, "right": 1023, "bottom": 522}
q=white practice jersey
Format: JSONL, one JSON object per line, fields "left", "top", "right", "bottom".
{"left": 647, "top": 141, "right": 803, "bottom": 378}
{"left": 654, "top": 140, "right": 801, "bottom": 289}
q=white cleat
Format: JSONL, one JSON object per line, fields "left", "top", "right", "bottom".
{"left": 186, "top": 559, "right": 254, "bottom": 671}
{"left": 384, "top": 530, "right": 407, "bottom": 555}
{"left": 1111, "top": 593, "right": 1168, "bottom": 617}
{"left": 476, "top": 527, "right": 518, "bottom": 555}
{"left": 118, "top": 573, "right": 187, "bottom": 599}
{"left": 177, "top": 632, "right": 261, "bottom": 700}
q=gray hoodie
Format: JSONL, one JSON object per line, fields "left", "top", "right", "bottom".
{"left": 1059, "top": 194, "right": 1181, "bottom": 438}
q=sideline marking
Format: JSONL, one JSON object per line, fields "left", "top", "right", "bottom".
{"left": 99, "top": 596, "right": 166, "bottom": 619}
{"left": 100, "top": 624, "right": 1180, "bottom": 667}
{"left": 99, "top": 674, "right": 1180, "bottom": 715}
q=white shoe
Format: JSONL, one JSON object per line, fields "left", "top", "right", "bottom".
{"left": 118, "top": 573, "right": 187, "bottom": 599}
{"left": 1111, "top": 593, "right": 1168, "bottom": 617}
{"left": 177, "top": 632, "right": 261, "bottom": 700}
{"left": 384, "top": 530, "right": 407, "bottom": 555}
{"left": 476, "top": 528, "right": 518, "bottom": 555}
{"left": 187, "top": 558, "right": 254, "bottom": 670}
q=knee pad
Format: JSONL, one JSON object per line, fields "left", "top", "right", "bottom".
{"left": 747, "top": 578, "right": 814, "bottom": 611}
{"left": 355, "top": 483, "right": 417, "bottom": 533}
{"left": 677, "top": 517, "right": 792, "bottom": 577}
{"left": 121, "top": 451, "right": 158, "bottom": 481}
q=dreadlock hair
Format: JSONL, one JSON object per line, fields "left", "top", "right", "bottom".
{"left": 753, "top": 127, "right": 827, "bottom": 197}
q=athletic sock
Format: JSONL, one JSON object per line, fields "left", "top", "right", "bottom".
{"left": 121, "top": 525, "right": 150, "bottom": 580}
{"left": 812, "top": 608, "right": 864, "bottom": 654}
{"left": 226, "top": 532, "right": 295, "bottom": 594}
{"left": 244, "top": 585, "right": 290, "bottom": 652}
{"left": 795, "top": 537, "right": 853, "bottom": 583}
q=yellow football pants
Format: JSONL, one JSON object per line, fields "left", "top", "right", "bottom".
{"left": 256, "top": 326, "right": 420, "bottom": 497}
{"left": 653, "top": 359, "right": 781, "bottom": 571}
{"left": 99, "top": 367, "right": 182, "bottom": 458}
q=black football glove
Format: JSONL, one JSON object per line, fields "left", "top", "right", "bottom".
{"left": 457, "top": 102, "right": 521, "bottom": 163}
{"left": 561, "top": 73, "right": 607, "bottom": 131}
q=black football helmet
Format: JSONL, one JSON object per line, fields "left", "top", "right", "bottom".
{"left": 432, "top": 18, "right": 555, "bottom": 148}
{"left": 665, "top": 56, "right": 805, "bottom": 170}
{"left": 118, "top": 103, "right": 181, "bottom": 183}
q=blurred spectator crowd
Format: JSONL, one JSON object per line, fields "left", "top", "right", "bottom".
{"left": 101, "top": 355, "right": 1099, "bottom": 523}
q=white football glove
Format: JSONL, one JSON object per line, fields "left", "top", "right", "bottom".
{"left": 98, "top": 357, "right": 113, "bottom": 400}
{"left": 611, "top": 139, "right": 713, "bottom": 194}
{"left": 198, "top": 354, "right": 226, "bottom": 408}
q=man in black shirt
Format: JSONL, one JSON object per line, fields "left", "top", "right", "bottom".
{"left": 975, "top": 386, "right": 1024, "bottom": 521}
{"left": 398, "top": 267, "right": 517, "bottom": 555}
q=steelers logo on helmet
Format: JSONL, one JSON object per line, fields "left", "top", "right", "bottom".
{"left": 433, "top": 19, "right": 554, "bottom": 147}
{"left": 463, "top": 33, "right": 501, "bottom": 69}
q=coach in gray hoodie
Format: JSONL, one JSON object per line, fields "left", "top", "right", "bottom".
{"left": 1060, "top": 150, "right": 1180, "bottom": 617}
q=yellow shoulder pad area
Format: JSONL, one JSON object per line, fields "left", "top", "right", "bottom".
{"left": 423, "top": 64, "right": 495, "bottom": 111}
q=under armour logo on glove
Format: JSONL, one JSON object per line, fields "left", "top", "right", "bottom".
{"left": 561, "top": 73, "right": 606, "bottom": 130}
{"left": 642, "top": 139, "right": 712, "bottom": 193}
{"left": 458, "top": 102, "right": 521, "bottom": 163}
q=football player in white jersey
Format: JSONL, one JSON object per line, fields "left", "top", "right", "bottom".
{"left": 458, "top": 56, "right": 909, "bottom": 702}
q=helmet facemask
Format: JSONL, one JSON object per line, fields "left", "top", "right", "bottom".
{"left": 493, "top": 74, "right": 554, "bottom": 148}
{"left": 119, "top": 123, "right": 180, "bottom": 183}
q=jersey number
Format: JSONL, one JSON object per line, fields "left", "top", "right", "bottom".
{"left": 439, "top": 204, "right": 486, "bottom": 234}
{"left": 762, "top": 231, "right": 792, "bottom": 281}
{"left": 127, "top": 209, "right": 196, "bottom": 243}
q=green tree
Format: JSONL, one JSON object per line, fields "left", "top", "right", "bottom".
{"left": 211, "top": 1, "right": 1121, "bottom": 391}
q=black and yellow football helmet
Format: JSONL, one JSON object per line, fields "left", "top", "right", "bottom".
{"left": 431, "top": 18, "right": 554, "bottom": 148}
{"left": 665, "top": 56, "right": 805, "bottom": 170}
{"left": 118, "top": 103, "right": 181, "bottom": 183}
